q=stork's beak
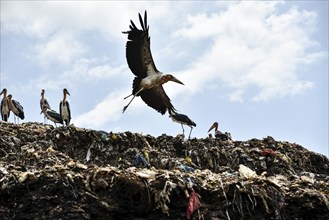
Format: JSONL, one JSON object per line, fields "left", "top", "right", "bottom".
{"left": 66, "top": 91, "right": 71, "bottom": 96}
{"left": 208, "top": 123, "right": 217, "bottom": 133}
{"left": 170, "top": 76, "right": 184, "bottom": 85}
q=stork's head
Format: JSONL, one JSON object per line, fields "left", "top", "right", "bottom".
{"left": 161, "top": 74, "right": 184, "bottom": 85}
{"left": 7, "top": 94, "right": 12, "bottom": 100}
{"left": 0, "top": 88, "right": 7, "bottom": 96}
{"left": 63, "top": 88, "right": 70, "bottom": 96}
{"left": 41, "top": 89, "right": 45, "bottom": 96}
{"left": 208, "top": 122, "right": 219, "bottom": 133}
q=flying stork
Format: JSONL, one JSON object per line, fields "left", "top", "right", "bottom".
{"left": 0, "top": 88, "right": 10, "bottom": 122}
{"left": 169, "top": 111, "right": 196, "bottom": 139}
{"left": 7, "top": 94, "right": 25, "bottom": 124}
{"left": 40, "top": 89, "right": 51, "bottom": 123}
{"left": 122, "top": 11, "right": 184, "bottom": 114}
{"left": 43, "top": 106, "right": 63, "bottom": 127}
{"left": 59, "top": 88, "right": 71, "bottom": 126}
{"left": 208, "top": 122, "right": 232, "bottom": 141}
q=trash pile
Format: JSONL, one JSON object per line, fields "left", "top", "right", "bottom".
{"left": 1, "top": 122, "right": 328, "bottom": 219}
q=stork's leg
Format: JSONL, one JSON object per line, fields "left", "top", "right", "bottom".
{"left": 181, "top": 124, "right": 185, "bottom": 135}
{"left": 123, "top": 95, "right": 136, "bottom": 113}
{"left": 188, "top": 127, "right": 193, "bottom": 140}
{"left": 123, "top": 88, "right": 144, "bottom": 113}
{"left": 124, "top": 93, "right": 133, "bottom": 99}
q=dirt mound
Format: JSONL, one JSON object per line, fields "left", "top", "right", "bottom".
{"left": 1, "top": 122, "right": 328, "bottom": 219}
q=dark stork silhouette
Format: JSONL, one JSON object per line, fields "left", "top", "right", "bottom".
{"left": 0, "top": 88, "right": 10, "bottom": 122}
{"left": 7, "top": 94, "right": 24, "bottom": 123}
{"left": 122, "top": 11, "right": 184, "bottom": 114}
{"left": 59, "top": 88, "right": 71, "bottom": 126}
{"left": 40, "top": 89, "right": 51, "bottom": 123}
{"left": 43, "top": 106, "right": 63, "bottom": 127}
{"left": 208, "top": 122, "right": 231, "bottom": 141}
{"left": 169, "top": 111, "right": 196, "bottom": 139}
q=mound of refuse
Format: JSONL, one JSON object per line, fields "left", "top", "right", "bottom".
{"left": 0, "top": 122, "right": 328, "bottom": 220}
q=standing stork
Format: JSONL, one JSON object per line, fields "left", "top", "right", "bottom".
{"left": 40, "top": 89, "right": 51, "bottom": 123}
{"left": 0, "top": 88, "right": 10, "bottom": 122}
{"left": 7, "top": 94, "right": 24, "bottom": 123}
{"left": 208, "top": 122, "right": 232, "bottom": 141}
{"left": 169, "top": 111, "right": 196, "bottom": 139}
{"left": 122, "top": 11, "right": 184, "bottom": 114}
{"left": 43, "top": 106, "right": 63, "bottom": 127}
{"left": 59, "top": 88, "right": 71, "bottom": 126}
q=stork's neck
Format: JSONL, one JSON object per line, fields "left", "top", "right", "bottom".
{"left": 2, "top": 90, "right": 7, "bottom": 99}
{"left": 63, "top": 93, "right": 67, "bottom": 101}
{"left": 7, "top": 97, "right": 12, "bottom": 107}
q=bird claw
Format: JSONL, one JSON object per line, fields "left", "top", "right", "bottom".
{"left": 122, "top": 106, "right": 128, "bottom": 113}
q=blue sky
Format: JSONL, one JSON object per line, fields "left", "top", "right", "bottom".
{"left": 1, "top": 1, "right": 328, "bottom": 156}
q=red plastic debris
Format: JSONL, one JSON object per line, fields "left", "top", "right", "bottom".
{"left": 261, "top": 148, "right": 276, "bottom": 156}
{"left": 186, "top": 191, "right": 201, "bottom": 220}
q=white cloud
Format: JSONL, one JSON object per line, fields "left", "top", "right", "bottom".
{"left": 74, "top": 90, "right": 123, "bottom": 128}
{"left": 171, "top": 1, "right": 326, "bottom": 102}
{"left": 61, "top": 58, "right": 127, "bottom": 82}
{"left": 1, "top": 1, "right": 172, "bottom": 39}
{"left": 74, "top": 89, "right": 145, "bottom": 129}
{"left": 33, "top": 31, "right": 86, "bottom": 66}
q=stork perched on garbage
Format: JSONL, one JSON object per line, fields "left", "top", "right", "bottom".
{"left": 7, "top": 94, "right": 24, "bottom": 123}
{"left": 0, "top": 88, "right": 10, "bottom": 122}
{"left": 169, "top": 111, "right": 196, "bottom": 139}
{"left": 59, "top": 88, "right": 71, "bottom": 126}
{"left": 43, "top": 106, "right": 63, "bottom": 127}
{"left": 40, "top": 89, "right": 51, "bottom": 123}
{"left": 208, "top": 122, "right": 231, "bottom": 141}
{"left": 122, "top": 11, "right": 184, "bottom": 114}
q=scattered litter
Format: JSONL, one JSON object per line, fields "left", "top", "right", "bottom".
{"left": 0, "top": 122, "right": 328, "bottom": 219}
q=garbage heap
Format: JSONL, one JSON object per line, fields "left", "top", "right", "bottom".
{"left": 0, "top": 122, "right": 328, "bottom": 220}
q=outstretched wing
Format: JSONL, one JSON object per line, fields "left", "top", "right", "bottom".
{"left": 123, "top": 11, "right": 159, "bottom": 78}
{"left": 139, "top": 85, "right": 176, "bottom": 115}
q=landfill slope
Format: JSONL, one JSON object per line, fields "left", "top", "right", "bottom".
{"left": 0, "top": 122, "right": 328, "bottom": 220}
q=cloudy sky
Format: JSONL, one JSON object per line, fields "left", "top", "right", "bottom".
{"left": 1, "top": 1, "right": 328, "bottom": 156}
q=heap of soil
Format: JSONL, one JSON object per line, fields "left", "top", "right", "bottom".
{"left": 0, "top": 122, "right": 328, "bottom": 219}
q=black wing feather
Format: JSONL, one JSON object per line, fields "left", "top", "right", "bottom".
{"left": 139, "top": 13, "right": 145, "bottom": 30}
{"left": 130, "top": 20, "right": 138, "bottom": 30}
{"left": 59, "top": 101, "right": 62, "bottom": 118}
{"left": 66, "top": 101, "right": 71, "bottom": 121}
{"left": 144, "top": 11, "right": 148, "bottom": 30}
{"left": 123, "top": 10, "right": 158, "bottom": 78}
{"left": 139, "top": 86, "right": 176, "bottom": 115}
{"left": 172, "top": 113, "right": 196, "bottom": 127}
{"left": 12, "top": 99, "right": 24, "bottom": 119}
{"left": 47, "top": 109, "right": 63, "bottom": 124}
